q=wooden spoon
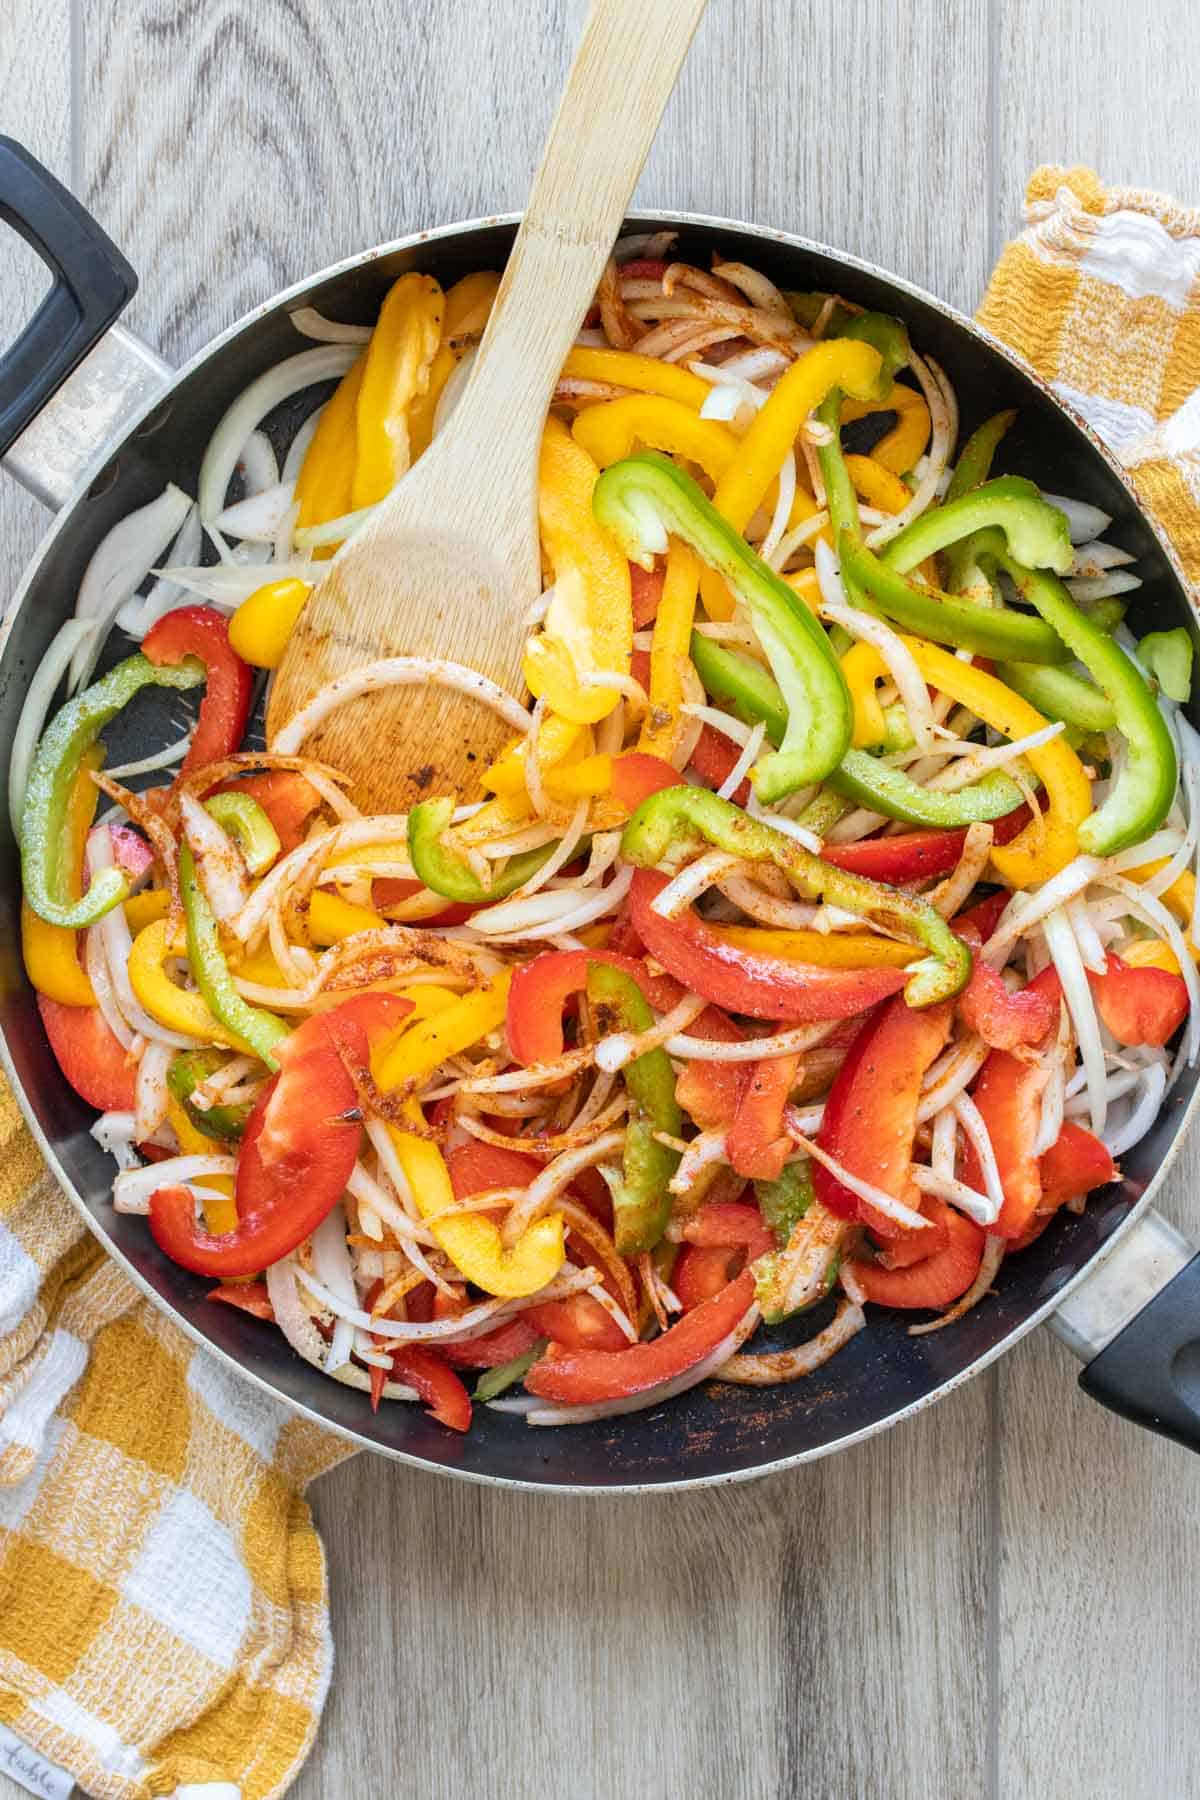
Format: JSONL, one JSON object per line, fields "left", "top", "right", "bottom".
{"left": 267, "top": 0, "right": 708, "bottom": 810}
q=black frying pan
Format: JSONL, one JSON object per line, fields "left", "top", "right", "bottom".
{"left": 2, "top": 137, "right": 1199, "bottom": 1491}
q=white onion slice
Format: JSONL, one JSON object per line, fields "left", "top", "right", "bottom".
{"left": 669, "top": 1020, "right": 835, "bottom": 1064}
{"left": 271, "top": 655, "right": 531, "bottom": 754}
{"left": 113, "top": 1154, "right": 237, "bottom": 1213}
{"left": 180, "top": 792, "right": 247, "bottom": 924}
{"left": 8, "top": 618, "right": 99, "bottom": 830}
{"left": 116, "top": 503, "right": 204, "bottom": 638}
{"left": 594, "top": 992, "right": 708, "bottom": 1074}
{"left": 950, "top": 1092, "right": 1005, "bottom": 1223}
{"left": 717, "top": 720, "right": 767, "bottom": 799}
{"left": 650, "top": 849, "right": 744, "bottom": 919}
{"left": 863, "top": 352, "right": 953, "bottom": 550}
{"left": 1065, "top": 572, "right": 1142, "bottom": 603}
{"left": 1042, "top": 493, "right": 1111, "bottom": 544}
{"left": 135, "top": 1041, "right": 173, "bottom": 1142}
{"left": 105, "top": 732, "right": 194, "bottom": 780}
{"left": 198, "top": 345, "right": 356, "bottom": 521}
{"left": 310, "top": 1204, "right": 358, "bottom": 1373}
{"left": 215, "top": 480, "right": 298, "bottom": 544}
{"left": 288, "top": 306, "right": 371, "bottom": 344}
{"left": 158, "top": 559, "right": 315, "bottom": 611}
{"left": 88, "top": 828, "right": 199, "bottom": 1049}
{"left": 1103, "top": 1061, "right": 1167, "bottom": 1158}
{"left": 90, "top": 1111, "right": 142, "bottom": 1171}
{"left": 789, "top": 1131, "right": 930, "bottom": 1232}
{"left": 982, "top": 856, "right": 1102, "bottom": 965}
{"left": 819, "top": 566, "right": 935, "bottom": 753}
{"left": 69, "top": 484, "right": 193, "bottom": 689}
{"left": 84, "top": 922, "right": 134, "bottom": 1052}
{"left": 717, "top": 1299, "right": 865, "bottom": 1387}
{"left": 1070, "top": 540, "right": 1135, "bottom": 576}
{"left": 1043, "top": 907, "right": 1107, "bottom": 1134}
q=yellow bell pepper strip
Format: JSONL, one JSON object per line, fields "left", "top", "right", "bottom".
{"left": 901, "top": 638, "right": 1092, "bottom": 887}
{"left": 374, "top": 971, "right": 561, "bottom": 1298}
{"left": 1122, "top": 861, "right": 1199, "bottom": 959}
{"left": 124, "top": 889, "right": 168, "bottom": 935}
{"left": 228, "top": 577, "right": 311, "bottom": 670}
{"left": 1121, "top": 939, "right": 1184, "bottom": 975}
{"left": 545, "top": 754, "right": 614, "bottom": 799}
{"left": 482, "top": 714, "right": 586, "bottom": 799}
{"left": 408, "top": 270, "right": 500, "bottom": 458}
{"left": 166, "top": 1090, "right": 239, "bottom": 1230}
{"left": 640, "top": 539, "right": 701, "bottom": 761}
{"left": 571, "top": 395, "right": 739, "bottom": 485}
{"left": 295, "top": 357, "right": 364, "bottom": 538}
{"left": 844, "top": 454, "right": 911, "bottom": 516}
{"left": 351, "top": 273, "right": 444, "bottom": 510}
{"left": 840, "top": 383, "right": 931, "bottom": 475}
{"left": 388, "top": 1113, "right": 565, "bottom": 1298}
{"left": 594, "top": 455, "right": 850, "bottom": 797}
{"left": 699, "top": 339, "right": 886, "bottom": 621}
{"left": 711, "top": 923, "right": 917, "bottom": 968}
{"left": 560, "top": 346, "right": 709, "bottom": 409}
{"left": 524, "top": 418, "right": 633, "bottom": 725}
{"left": 374, "top": 971, "right": 512, "bottom": 1093}
{"left": 307, "top": 890, "right": 388, "bottom": 945}
{"left": 129, "top": 920, "right": 251, "bottom": 1049}
{"left": 841, "top": 640, "right": 889, "bottom": 748}
{"left": 21, "top": 744, "right": 104, "bottom": 1006}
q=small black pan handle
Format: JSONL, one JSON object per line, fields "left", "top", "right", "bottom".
{"left": 1051, "top": 1208, "right": 1200, "bottom": 1453}
{"left": 1079, "top": 1253, "right": 1200, "bottom": 1451}
{"left": 0, "top": 137, "right": 137, "bottom": 459}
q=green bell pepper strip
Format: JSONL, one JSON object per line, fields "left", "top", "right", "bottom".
{"left": 473, "top": 1342, "right": 547, "bottom": 1402}
{"left": 407, "top": 797, "right": 558, "bottom": 902}
{"left": 996, "top": 555, "right": 1177, "bottom": 855}
{"left": 793, "top": 789, "right": 852, "bottom": 836}
{"left": 21, "top": 652, "right": 205, "bottom": 929}
{"left": 945, "top": 410, "right": 1017, "bottom": 505}
{"left": 840, "top": 531, "right": 1069, "bottom": 664}
{"left": 180, "top": 847, "right": 290, "bottom": 1069}
{"left": 689, "top": 632, "right": 789, "bottom": 744}
{"left": 881, "top": 475, "right": 1075, "bottom": 577}
{"left": 620, "top": 787, "right": 971, "bottom": 1008}
{"left": 784, "top": 291, "right": 854, "bottom": 335}
{"left": 1078, "top": 596, "right": 1127, "bottom": 634}
{"left": 690, "top": 631, "right": 1017, "bottom": 825}
{"left": 592, "top": 453, "right": 852, "bottom": 799}
{"left": 816, "top": 389, "right": 861, "bottom": 547}
{"left": 585, "top": 961, "right": 681, "bottom": 1255}
{"left": 996, "top": 661, "right": 1117, "bottom": 732}
{"left": 836, "top": 311, "right": 912, "bottom": 382}
{"left": 167, "top": 1048, "right": 251, "bottom": 1142}
{"left": 203, "top": 792, "right": 280, "bottom": 876}
{"left": 755, "top": 1161, "right": 814, "bottom": 1247}
{"left": 1138, "top": 628, "right": 1193, "bottom": 704}
{"left": 829, "top": 749, "right": 1024, "bottom": 827}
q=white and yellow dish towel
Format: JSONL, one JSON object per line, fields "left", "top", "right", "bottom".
{"left": 3, "top": 165, "right": 1200, "bottom": 1798}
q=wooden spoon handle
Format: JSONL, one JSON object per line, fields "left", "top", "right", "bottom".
{"left": 444, "top": 0, "right": 708, "bottom": 463}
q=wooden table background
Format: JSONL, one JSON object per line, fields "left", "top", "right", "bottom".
{"left": 2, "top": 3, "right": 1199, "bottom": 1795}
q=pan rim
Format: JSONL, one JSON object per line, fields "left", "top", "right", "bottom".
{"left": 3, "top": 206, "right": 1197, "bottom": 1493}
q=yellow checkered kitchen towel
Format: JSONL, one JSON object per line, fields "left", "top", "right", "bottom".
{"left": 4, "top": 163, "right": 1200, "bottom": 1800}
{"left": 0, "top": 1080, "right": 352, "bottom": 1800}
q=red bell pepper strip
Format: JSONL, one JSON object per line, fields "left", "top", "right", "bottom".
{"left": 437, "top": 1318, "right": 541, "bottom": 1369}
{"left": 687, "top": 724, "right": 751, "bottom": 805}
{"left": 149, "top": 993, "right": 412, "bottom": 1276}
{"left": 952, "top": 890, "right": 1010, "bottom": 942}
{"left": 505, "top": 947, "right": 682, "bottom": 1066}
{"left": 448, "top": 1136, "right": 541, "bottom": 1199}
{"left": 142, "top": 605, "right": 253, "bottom": 774}
{"left": 820, "top": 806, "right": 1029, "bottom": 884}
{"left": 1006, "top": 1122, "right": 1117, "bottom": 1251}
{"left": 672, "top": 1195, "right": 772, "bottom": 1315}
{"left": 387, "top": 1345, "right": 472, "bottom": 1432}
{"left": 845, "top": 1198, "right": 985, "bottom": 1309}
{"left": 37, "top": 994, "right": 136, "bottom": 1112}
{"left": 619, "top": 259, "right": 669, "bottom": 280}
{"left": 813, "top": 994, "right": 953, "bottom": 1243}
{"left": 726, "top": 1034, "right": 802, "bottom": 1180}
{"left": 674, "top": 1006, "right": 749, "bottom": 1131}
{"left": 110, "top": 824, "right": 156, "bottom": 882}
{"left": 970, "top": 1048, "right": 1047, "bottom": 1241}
{"left": 1040, "top": 1121, "right": 1116, "bottom": 1208}
{"left": 958, "top": 951, "right": 1057, "bottom": 1052}
{"left": 208, "top": 771, "right": 322, "bottom": 855}
{"left": 208, "top": 1281, "right": 274, "bottom": 1320}
{"left": 611, "top": 752, "right": 680, "bottom": 813}
{"left": 630, "top": 869, "right": 909, "bottom": 1022}
{"left": 630, "top": 561, "right": 664, "bottom": 628}
{"left": 524, "top": 1294, "right": 628, "bottom": 1352}
{"left": 1089, "top": 953, "right": 1188, "bottom": 1047}
{"left": 525, "top": 1265, "right": 756, "bottom": 1404}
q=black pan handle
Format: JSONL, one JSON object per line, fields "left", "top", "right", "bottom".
{"left": 0, "top": 136, "right": 137, "bottom": 459}
{"left": 1051, "top": 1207, "right": 1200, "bottom": 1453}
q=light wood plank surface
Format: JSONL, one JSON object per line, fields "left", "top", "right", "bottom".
{"left": 0, "top": 4, "right": 1197, "bottom": 1798}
